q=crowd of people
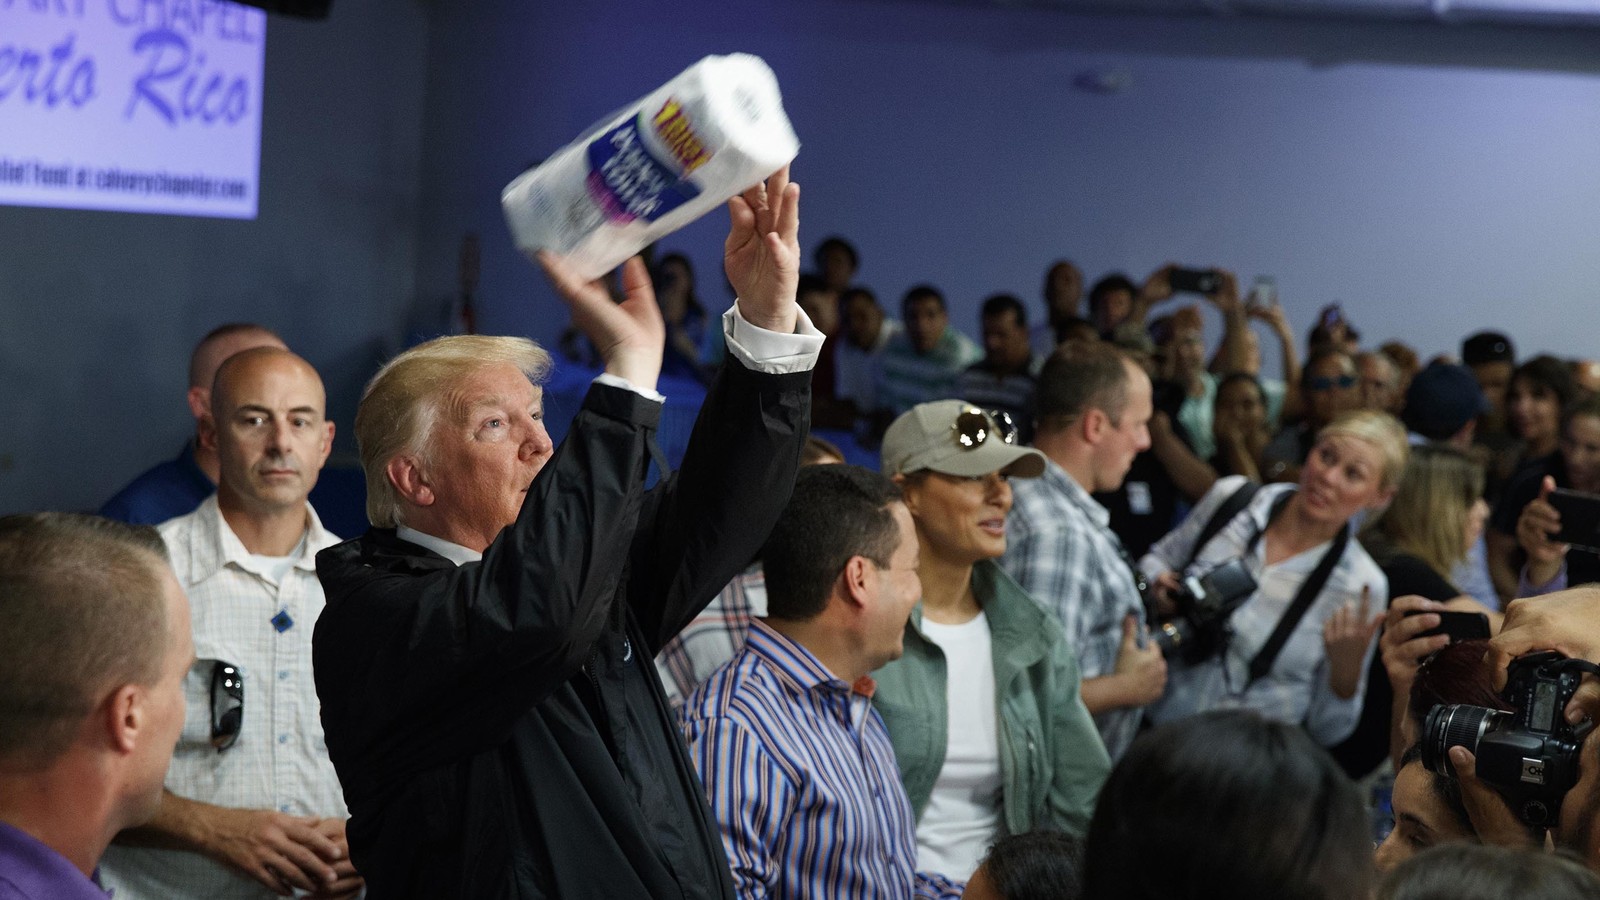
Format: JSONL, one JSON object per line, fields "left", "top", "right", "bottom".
{"left": 8, "top": 164, "right": 1600, "bottom": 900}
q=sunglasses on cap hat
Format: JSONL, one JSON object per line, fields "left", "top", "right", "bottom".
{"left": 954, "top": 407, "right": 1019, "bottom": 449}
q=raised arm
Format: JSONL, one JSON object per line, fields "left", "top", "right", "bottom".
{"left": 1128, "top": 263, "right": 1177, "bottom": 328}
{"left": 726, "top": 166, "right": 802, "bottom": 334}
{"left": 537, "top": 251, "right": 665, "bottom": 390}
{"left": 1254, "top": 301, "right": 1302, "bottom": 423}
{"left": 1206, "top": 270, "right": 1252, "bottom": 375}
{"left": 628, "top": 168, "right": 819, "bottom": 649}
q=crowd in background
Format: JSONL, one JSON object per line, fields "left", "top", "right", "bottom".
{"left": 11, "top": 186, "right": 1600, "bottom": 900}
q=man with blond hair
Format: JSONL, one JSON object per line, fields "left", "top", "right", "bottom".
{"left": 312, "top": 168, "right": 821, "bottom": 899}
{"left": 0, "top": 513, "right": 193, "bottom": 900}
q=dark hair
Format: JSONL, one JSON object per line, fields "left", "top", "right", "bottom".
{"left": 1512, "top": 355, "right": 1579, "bottom": 413}
{"left": 1036, "top": 341, "right": 1135, "bottom": 430}
{"left": 1087, "top": 273, "right": 1137, "bottom": 315}
{"left": 978, "top": 830, "right": 1083, "bottom": 900}
{"left": 652, "top": 252, "right": 706, "bottom": 323}
{"left": 1301, "top": 347, "right": 1357, "bottom": 390}
{"left": 1055, "top": 316, "right": 1099, "bottom": 346}
{"left": 1083, "top": 710, "right": 1374, "bottom": 900}
{"left": 1043, "top": 260, "right": 1081, "bottom": 309}
{"left": 1381, "top": 341, "right": 1421, "bottom": 380}
{"left": 0, "top": 513, "right": 173, "bottom": 768}
{"left": 1562, "top": 392, "right": 1600, "bottom": 434}
{"left": 901, "top": 284, "right": 946, "bottom": 317}
{"left": 814, "top": 235, "right": 859, "bottom": 271}
{"left": 1378, "top": 844, "right": 1600, "bottom": 900}
{"left": 796, "top": 273, "right": 828, "bottom": 298}
{"left": 762, "top": 466, "right": 903, "bottom": 622}
{"left": 841, "top": 286, "right": 879, "bottom": 310}
{"left": 1409, "top": 639, "right": 1510, "bottom": 733}
{"left": 981, "top": 293, "right": 1028, "bottom": 329}
{"left": 1217, "top": 371, "right": 1267, "bottom": 408}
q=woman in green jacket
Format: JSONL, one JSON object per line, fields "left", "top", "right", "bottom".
{"left": 872, "top": 401, "right": 1112, "bottom": 882}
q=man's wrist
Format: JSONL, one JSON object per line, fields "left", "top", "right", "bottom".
{"left": 733, "top": 297, "right": 798, "bottom": 335}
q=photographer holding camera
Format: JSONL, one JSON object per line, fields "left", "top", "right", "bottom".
{"left": 1415, "top": 586, "right": 1600, "bottom": 869}
{"left": 1137, "top": 409, "right": 1407, "bottom": 745}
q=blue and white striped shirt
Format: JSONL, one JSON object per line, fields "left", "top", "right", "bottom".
{"left": 681, "top": 620, "right": 964, "bottom": 900}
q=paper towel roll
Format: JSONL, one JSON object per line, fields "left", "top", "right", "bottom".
{"left": 502, "top": 54, "right": 800, "bottom": 280}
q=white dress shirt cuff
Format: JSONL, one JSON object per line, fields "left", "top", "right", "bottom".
{"left": 592, "top": 372, "right": 667, "bottom": 403}
{"left": 722, "top": 302, "right": 825, "bottom": 375}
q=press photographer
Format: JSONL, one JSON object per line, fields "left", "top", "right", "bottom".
{"left": 1422, "top": 651, "right": 1597, "bottom": 832}
{"left": 1433, "top": 586, "right": 1600, "bottom": 870}
{"left": 1138, "top": 410, "right": 1406, "bottom": 745}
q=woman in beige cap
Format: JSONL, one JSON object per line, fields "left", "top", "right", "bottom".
{"left": 870, "top": 400, "right": 1111, "bottom": 883}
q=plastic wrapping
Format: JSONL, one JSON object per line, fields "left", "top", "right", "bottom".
{"left": 502, "top": 53, "right": 800, "bottom": 280}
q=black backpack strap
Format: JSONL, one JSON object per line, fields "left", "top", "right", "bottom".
{"left": 1245, "top": 521, "right": 1352, "bottom": 687}
{"left": 1185, "top": 481, "right": 1262, "bottom": 570}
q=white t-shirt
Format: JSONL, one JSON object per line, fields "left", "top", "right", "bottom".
{"left": 248, "top": 551, "right": 297, "bottom": 585}
{"left": 914, "top": 611, "right": 1002, "bottom": 882}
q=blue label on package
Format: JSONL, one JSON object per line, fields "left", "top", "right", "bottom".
{"left": 585, "top": 116, "right": 701, "bottom": 225}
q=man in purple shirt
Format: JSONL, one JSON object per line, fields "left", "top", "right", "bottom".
{"left": 0, "top": 514, "right": 194, "bottom": 899}
{"left": 680, "top": 465, "right": 963, "bottom": 899}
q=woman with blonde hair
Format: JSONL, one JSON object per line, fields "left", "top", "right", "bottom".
{"left": 1331, "top": 444, "right": 1494, "bottom": 777}
{"left": 1365, "top": 444, "right": 1489, "bottom": 585}
{"left": 1139, "top": 409, "right": 1408, "bottom": 746}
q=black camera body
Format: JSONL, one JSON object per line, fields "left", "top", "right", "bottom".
{"left": 1422, "top": 651, "right": 1589, "bottom": 829}
{"left": 1151, "top": 558, "right": 1258, "bottom": 663}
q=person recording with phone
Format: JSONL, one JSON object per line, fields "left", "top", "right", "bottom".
{"left": 1331, "top": 444, "right": 1497, "bottom": 778}
{"left": 1483, "top": 359, "right": 1585, "bottom": 601}
{"left": 1209, "top": 274, "right": 1302, "bottom": 430}
{"left": 1509, "top": 395, "right": 1600, "bottom": 598}
{"left": 1137, "top": 409, "right": 1406, "bottom": 746}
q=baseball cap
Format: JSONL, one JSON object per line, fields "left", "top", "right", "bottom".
{"left": 1402, "top": 363, "right": 1490, "bottom": 441}
{"left": 881, "top": 401, "right": 1046, "bottom": 479}
{"left": 1461, "top": 331, "right": 1515, "bottom": 366}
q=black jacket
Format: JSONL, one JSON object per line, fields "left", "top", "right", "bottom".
{"left": 313, "top": 359, "right": 810, "bottom": 899}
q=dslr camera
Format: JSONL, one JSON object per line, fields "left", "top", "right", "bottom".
{"left": 1150, "top": 558, "right": 1258, "bottom": 664}
{"left": 1422, "top": 651, "right": 1593, "bottom": 828}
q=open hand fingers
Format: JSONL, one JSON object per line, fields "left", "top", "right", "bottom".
{"left": 535, "top": 250, "right": 606, "bottom": 306}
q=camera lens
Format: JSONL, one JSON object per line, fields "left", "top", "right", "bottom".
{"left": 1153, "top": 620, "right": 1189, "bottom": 659}
{"left": 1421, "top": 704, "right": 1507, "bottom": 777}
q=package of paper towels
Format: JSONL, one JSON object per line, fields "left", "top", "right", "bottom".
{"left": 502, "top": 54, "right": 801, "bottom": 280}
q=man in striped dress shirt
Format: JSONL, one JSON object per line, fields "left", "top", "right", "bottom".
{"left": 681, "top": 465, "right": 963, "bottom": 899}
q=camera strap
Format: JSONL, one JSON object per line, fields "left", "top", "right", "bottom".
{"left": 1242, "top": 492, "right": 1351, "bottom": 688}
{"left": 1184, "top": 481, "right": 1262, "bottom": 570}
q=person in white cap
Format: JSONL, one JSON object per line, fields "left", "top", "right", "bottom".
{"left": 871, "top": 399, "right": 1111, "bottom": 882}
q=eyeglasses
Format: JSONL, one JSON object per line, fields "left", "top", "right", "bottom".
{"left": 1308, "top": 374, "right": 1357, "bottom": 392}
{"left": 210, "top": 662, "right": 243, "bottom": 752}
{"left": 953, "top": 407, "right": 1019, "bottom": 449}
